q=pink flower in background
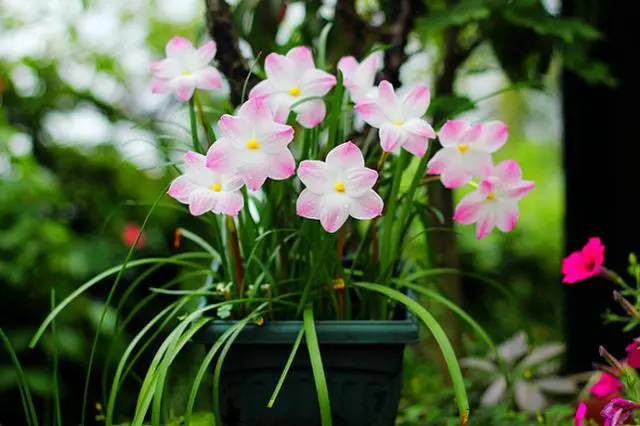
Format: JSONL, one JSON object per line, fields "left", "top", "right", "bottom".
{"left": 625, "top": 339, "right": 640, "bottom": 368}
{"left": 601, "top": 398, "right": 640, "bottom": 426}
{"left": 590, "top": 372, "right": 622, "bottom": 399}
{"left": 296, "top": 141, "right": 383, "bottom": 233}
{"left": 168, "top": 151, "right": 244, "bottom": 216}
{"left": 122, "top": 223, "right": 145, "bottom": 249}
{"left": 562, "top": 237, "right": 605, "bottom": 284}
{"left": 454, "top": 160, "right": 535, "bottom": 239}
{"left": 150, "top": 36, "right": 223, "bottom": 101}
{"left": 354, "top": 81, "right": 435, "bottom": 157}
{"left": 427, "top": 119, "right": 509, "bottom": 188}
{"left": 206, "top": 97, "right": 295, "bottom": 191}
{"left": 249, "top": 46, "right": 336, "bottom": 128}
{"left": 337, "top": 51, "right": 381, "bottom": 103}
{"left": 574, "top": 402, "right": 587, "bottom": 426}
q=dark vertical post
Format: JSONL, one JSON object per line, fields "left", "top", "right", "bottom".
{"left": 562, "top": 0, "right": 640, "bottom": 372}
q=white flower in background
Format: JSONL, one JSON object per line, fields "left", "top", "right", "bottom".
{"left": 461, "top": 331, "right": 577, "bottom": 413}
{"left": 215, "top": 282, "right": 232, "bottom": 294}
{"left": 150, "top": 36, "right": 223, "bottom": 101}
{"left": 217, "top": 304, "right": 232, "bottom": 319}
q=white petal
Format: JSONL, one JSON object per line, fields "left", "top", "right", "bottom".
{"left": 496, "top": 331, "right": 528, "bottom": 364}
{"left": 519, "top": 343, "right": 565, "bottom": 367}
{"left": 296, "top": 188, "right": 322, "bottom": 219}
{"left": 349, "top": 190, "right": 383, "bottom": 220}
{"left": 514, "top": 381, "right": 546, "bottom": 413}
{"left": 534, "top": 377, "right": 576, "bottom": 394}
{"left": 481, "top": 377, "right": 507, "bottom": 406}
{"left": 319, "top": 194, "right": 350, "bottom": 233}
{"left": 297, "top": 160, "right": 333, "bottom": 193}
{"left": 326, "top": 141, "right": 365, "bottom": 170}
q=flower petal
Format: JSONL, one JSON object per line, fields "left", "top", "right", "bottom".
{"left": 188, "top": 188, "right": 217, "bottom": 216}
{"left": 354, "top": 101, "right": 386, "bottom": 128}
{"left": 460, "top": 357, "right": 498, "bottom": 372}
{"left": 175, "top": 78, "right": 196, "bottom": 101}
{"left": 296, "top": 99, "right": 326, "bottom": 128}
{"left": 377, "top": 80, "right": 402, "bottom": 121}
{"left": 223, "top": 174, "right": 244, "bottom": 192}
{"left": 427, "top": 148, "right": 460, "bottom": 175}
{"left": 520, "top": 343, "right": 565, "bottom": 367}
{"left": 267, "top": 149, "right": 296, "bottom": 180}
{"left": 264, "top": 53, "right": 295, "bottom": 85}
{"left": 492, "top": 159, "right": 522, "bottom": 183}
{"left": 217, "top": 115, "right": 247, "bottom": 142}
{"left": 286, "top": 46, "right": 315, "bottom": 72}
{"left": 345, "top": 168, "right": 378, "bottom": 197}
{"left": 320, "top": 195, "right": 350, "bottom": 233}
{"left": 194, "top": 40, "right": 217, "bottom": 67}
{"left": 205, "top": 138, "right": 237, "bottom": 174}
{"left": 453, "top": 191, "right": 485, "bottom": 224}
{"left": 379, "top": 125, "right": 404, "bottom": 152}
{"left": 337, "top": 56, "right": 359, "bottom": 77}
{"left": 441, "top": 168, "right": 471, "bottom": 188}
{"left": 354, "top": 52, "right": 379, "bottom": 89}
{"left": 402, "top": 134, "right": 429, "bottom": 157}
{"left": 478, "top": 120, "right": 508, "bottom": 152}
{"left": 167, "top": 175, "right": 194, "bottom": 203}
{"left": 535, "top": 378, "right": 576, "bottom": 394}
{"left": 150, "top": 59, "right": 180, "bottom": 79}
{"left": 481, "top": 377, "right": 507, "bottom": 406}
{"left": 195, "top": 67, "right": 223, "bottom": 90}
{"left": 297, "top": 160, "right": 332, "bottom": 193}
{"left": 496, "top": 331, "right": 528, "bottom": 364}
{"left": 401, "top": 84, "right": 430, "bottom": 118}
{"left": 514, "top": 381, "right": 546, "bottom": 413}
{"left": 258, "top": 122, "right": 295, "bottom": 153}
{"left": 296, "top": 188, "right": 322, "bottom": 219}
{"left": 249, "top": 79, "right": 278, "bottom": 99}
{"left": 326, "top": 141, "right": 365, "bottom": 169}
{"left": 238, "top": 96, "right": 274, "bottom": 123}
{"left": 184, "top": 150, "right": 206, "bottom": 167}
{"left": 215, "top": 191, "right": 244, "bottom": 216}
{"left": 238, "top": 163, "right": 269, "bottom": 191}
{"left": 461, "top": 150, "right": 493, "bottom": 179}
{"left": 302, "top": 69, "right": 336, "bottom": 97}
{"left": 494, "top": 202, "right": 519, "bottom": 233}
{"left": 438, "top": 120, "right": 471, "bottom": 148}
{"left": 350, "top": 190, "right": 383, "bottom": 220}
{"left": 475, "top": 210, "right": 495, "bottom": 239}
{"left": 404, "top": 118, "right": 436, "bottom": 139}
{"left": 166, "top": 36, "right": 194, "bottom": 58}
{"left": 505, "top": 180, "right": 535, "bottom": 199}
{"left": 151, "top": 77, "right": 171, "bottom": 94}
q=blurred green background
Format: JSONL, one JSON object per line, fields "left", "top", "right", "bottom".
{"left": 0, "top": 0, "right": 603, "bottom": 424}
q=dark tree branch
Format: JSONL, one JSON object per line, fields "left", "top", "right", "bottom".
{"left": 335, "top": 0, "right": 379, "bottom": 58}
{"left": 204, "top": 0, "right": 260, "bottom": 107}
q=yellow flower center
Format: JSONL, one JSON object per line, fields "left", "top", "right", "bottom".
{"left": 393, "top": 120, "right": 404, "bottom": 126}
{"left": 457, "top": 144, "right": 469, "bottom": 153}
{"left": 246, "top": 138, "right": 260, "bottom": 150}
{"left": 523, "top": 370, "right": 533, "bottom": 380}
{"left": 486, "top": 191, "right": 497, "bottom": 201}
{"left": 288, "top": 87, "right": 301, "bottom": 97}
{"left": 210, "top": 183, "right": 222, "bottom": 192}
{"left": 182, "top": 70, "right": 193, "bottom": 77}
{"left": 334, "top": 181, "right": 346, "bottom": 192}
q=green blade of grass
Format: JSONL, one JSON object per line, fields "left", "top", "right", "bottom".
{"left": 325, "top": 70, "right": 344, "bottom": 151}
{"left": 303, "top": 307, "right": 332, "bottom": 426}
{"left": 268, "top": 326, "right": 305, "bottom": 408}
{"left": 316, "top": 22, "right": 333, "bottom": 71}
{"left": 0, "top": 328, "right": 38, "bottom": 426}
{"left": 352, "top": 282, "right": 470, "bottom": 425}
{"left": 50, "top": 291, "right": 62, "bottom": 426}
{"left": 188, "top": 97, "right": 201, "bottom": 153}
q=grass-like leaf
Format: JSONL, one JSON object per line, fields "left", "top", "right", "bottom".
{"left": 303, "top": 307, "right": 332, "bottom": 426}
{"left": 50, "top": 291, "right": 62, "bottom": 426}
{"left": 268, "top": 326, "right": 305, "bottom": 408}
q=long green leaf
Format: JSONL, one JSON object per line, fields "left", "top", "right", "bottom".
{"left": 303, "top": 307, "right": 332, "bottom": 426}
{"left": 0, "top": 328, "right": 38, "bottom": 426}
{"left": 188, "top": 97, "right": 201, "bottom": 153}
{"left": 268, "top": 326, "right": 305, "bottom": 408}
{"left": 51, "top": 291, "right": 62, "bottom": 426}
{"left": 352, "top": 282, "right": 470, "bottom": 424}
{"left": 316, "top": 22, "right": 333, "bottom": 70}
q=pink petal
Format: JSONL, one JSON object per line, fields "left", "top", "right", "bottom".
{"left": 320, "top": 198, "right": 350, "bottom": 233}
{"left": 302, "top": 69, "right": 337, "bottom": 97}
{"left": 350, "top": 190, "right": 383, "bottom": 220}
{"left": 249, "top": 80, "right": 278, "bottom": 99}
{"left": 297, "top": 160, "right": 332, "bottom": 193}
{"left": 223, "top": 174, "right": 245, "bottom": 192}
{"left": 378, "top": 80, "right": 397, "bottom": 107}
{"left": 150, "top": 60, "right": 179, "bottom": 79}
{"left": 475, "top": 211, "right": 495, "bottom": 240}
{"left": 296, "top": 188, "right": 322, "bottom": 219}
{"left": 478, "top": 179, "right": 496, "bottom": 197}
{"left": 215, "top": 192, "right": 244, "bottom": 216}
{"left": 493, "top": 160, "right": 523, "bottom": 183}
{"left": 495, "top": 203, "right": 519, "bottom": 232}
{"left": 175, "top": 78, "right": 196, "bottom": 101}
{"left": 460, "top": 150, "right": 493, "bottom": 179}
{"left": 267, "top": 149, "right": 296, "bottom": 180}
{"left": 402, "top": 134, "right": 429, "bottom": 157}
{"left": 355, "top": 52, "right": 379, "bottom": 87}
{"left": 404, "top": 118, "right": 436, "bottom": 139}
{"left": 286, "top": 46, "right": 315, "bottom": 72}
{"left": 427, "top": 148, "right": 459, "bottom": 175}
{"left": 265, "top": 52, "right": 295, "bottom": 82}
{"left": 238, "top": 96, "right": 273, "bottom": 123}
{"left": 151, "top": 77, "right": 171, "bottom": 94}
{"left": 166, "top": 36, "right": 194, "bottom": 58}
{"left": 296, "top": 99, "right": 326, "bottom": 128}
{"left": 377, "top": 80, "right": 402, "bottom": 120}
{"left": 337, "top": 56, "right": 358, "bottom": 78}
{"left": 478, "top": 121, "right": 508, "bottom": 153}
{"left": 195, "top": 67, "right": 223, "bottom": 90}
{"left": 453, "top": 194, "right": 484, "bottom": 224}
{"left": 194, "top": 40, "right": 217, "bottom": 67}
{"left": 184, "top": 151, "right": 206, "bottom": 167}
{"left": 259, "top": 122, "right": 295, "bottom": 153}
{"left": 188, "top": 188, "right": 216, "bottom": 216}
{"left": 345, "top": 168, "right": 378, "bottom": 197}
{"left": 218, "top": 115, "right": 247, "bottom": 142}
{"left": 167, "top": 175, "right": 194, "bottom": 203}
{"left": 441, "top": 169, "right": 471, "bottom": 188}
{"left": 379, "top": 125, "right": 403, "bottom": 153}
{"left": 326, "top": 141, "right": 365, "bottom": 169}
{"left": 205, "top": 138, "right": 237, "bottom": 174}
{"left": 438, "top": 120, "right": 471, "bottom": 148}
{"left": 354, "top": 101, "right": 386, "bottom": 128}
{"left": 505, "top": 180, "right": 535, "bottom": 199}
{"left": 238, "top": 164, "right": 269, "bottom": 192}
{"left": 401, "top": 84, "right": 431, "bottom": 118}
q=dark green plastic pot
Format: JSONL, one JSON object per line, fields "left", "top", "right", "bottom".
{"left": 197, "top": 302, "right": 420, "bottom": 426}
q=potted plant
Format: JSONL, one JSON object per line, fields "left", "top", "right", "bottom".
{"left": 28, "top": 30, "right": 535, "bottom": 426}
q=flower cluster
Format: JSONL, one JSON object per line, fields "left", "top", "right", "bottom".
{"left": 153, "top": 37, "right": 534, "bottom": 238}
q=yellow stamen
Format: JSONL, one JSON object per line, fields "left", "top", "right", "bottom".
{"left": 393, "top": 120, "right": 404, "bottom": 126}
{"left": 288, "top": 87, "right": 301, "bottom": 97}
{"left": 334, "top": 181, "right": 345, "bottom": 192}
{"left": 246, "top": 138, "right": 260, "bottom": 150}
{"left": 210, "top": 183, "right": 222, "bottom": 192}
{"left": 182, "top": 70, "right": 193, "bottom": 77}
{"left": 457, "top": 144, "right": 469, "bottom": 153}
{"left": 486, "top": 191, "right": 497, "bottom": 201}
{"left": 523, "top": 370, "right": 533, "bottom": 379}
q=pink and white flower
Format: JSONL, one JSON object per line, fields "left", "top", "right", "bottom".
{"left": 337, "top": 51, "right": 381, "bottom": 103}
{"left": 296, "top": 141, "right": 383, "bottom": 233}
{"left": 427, "top": 119, "right": 509, "bottom": 188}
{"left": 206, "top": 97, "right": 295, "bottom": 191}
{"left": 354, "top": 80, "right": 435, "bottom": 157}
{"left": 453, "top": 160, "right": 535, "bottom": 239}
{"left": 249, "top": 46, "right": 336, "bottom": 128}
{"left": 168, "top": 151, "right": 244, "bottom": 216}
{"left": 150, "top": 36, "right": 223, "bottom": 102}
